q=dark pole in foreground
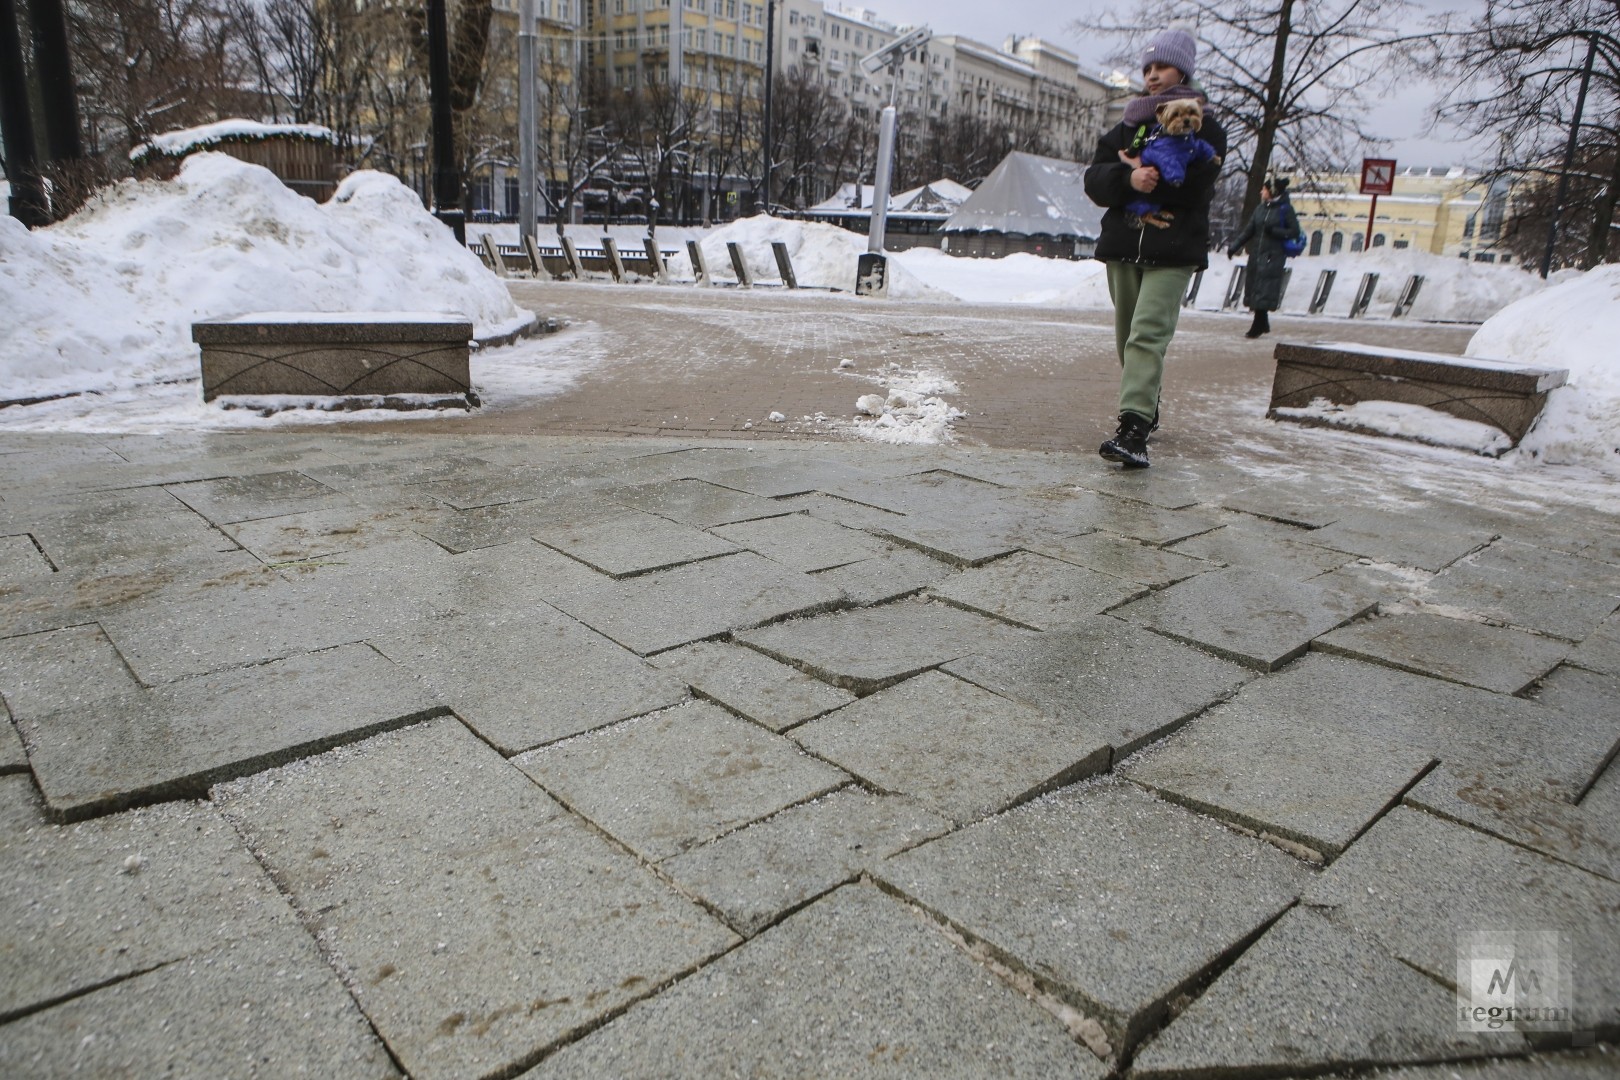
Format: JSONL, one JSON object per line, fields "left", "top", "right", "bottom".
{"left": 0, "top": 0, "right": 48, "bottom": 226}
{"left": 28, "top": 0, "right": 82, "bottom": 164}
{"left": 1540, "top": 35, "right": 1595, "bottom": 280}
{"left": 426, "top": 0, "right": 465, "bottom": 243}
{"left": 762, "top": 0, "right": 776, "bottom": 212}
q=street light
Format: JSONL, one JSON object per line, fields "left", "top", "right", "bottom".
{"left": 854, "top": 25, "right": 930, "bottom": 296}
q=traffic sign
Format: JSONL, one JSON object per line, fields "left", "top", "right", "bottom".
{"left": 1360, "top": 158, "right": 1397, "bottom": 196}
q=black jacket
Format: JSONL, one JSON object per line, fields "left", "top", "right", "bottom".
{"left": 1084, "top": 112, "right": 1227, "bottom": 270}
{"left": 1230, "top": 198, "right": 1299, "bottom": 311}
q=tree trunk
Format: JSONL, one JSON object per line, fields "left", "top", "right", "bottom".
{"left": 1243, "top": 0, "right": 1294, "bottom": 223}
{"left": 1584, "top": 141, "right": 1620, "bottom": 268}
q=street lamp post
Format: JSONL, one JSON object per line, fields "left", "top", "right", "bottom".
{"left": 518, "top": 0, "right": 538, "bottom": 243}
{"left": 762, "top": 0, "right": 776, "bottom": 212}
{"left": 426, "top": 0, "right": 464, "bottom": 243}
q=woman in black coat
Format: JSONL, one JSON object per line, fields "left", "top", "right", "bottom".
{"left": 1228, "top": 179, "right": 1301, "bottom": 338}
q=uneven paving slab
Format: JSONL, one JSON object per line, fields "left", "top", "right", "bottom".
{"left": 737, "top": 598, "right": 1034, "bottom": 693}
{"left": 19, "top": 486, "right": 237, "bottom": 573}
{"left": 710, "top": 512, "right": 889, "bottom": 572}
{"left": 1168, "top": 517, "right": 1356, "bottom": 580}
{"left": 1369, "top": 1050, "right": 1620, "bottom": 1079}
{"left": 543, "top": 551, "right": 845, "bottom": 656}
{"left": 0, "top": 533, "right": 53, "bottom": 583}
{"left": 214, "top": 718, "right": 737, "bottom": 1080}
{"left": 1308, "top": 558, "right": 1435, "bottom": 609}
{"left": 1314, "top": 610, "right": 1570, "bottom": 694}
{"left": 0, "top": 924, "right": 401, "bottom": 1079}
{"left": 1423, "top": 540, "right": 1620, "bottom": 641}
{"left": 608, "top": 478, "right": 791, "bottom": 528}
{"left": 298, "top": 452, "right": 496, "bottom": 491}
{"left": 523, "top": 883, "right": 1109, "bottom": 1080}
{"left": 660, "top": 789, "right": 951, "bottom": 936}
{"left": 878, "top": 782, "right": 1313, "bottom": 1049}
{"left": 807, "top": 546, "right": 955, "bottom": 605}
{"left": 1028, "top": 531, "right": 1212, "bottom": 588}
{"left": 515, "top": 700, "right": 849, "bottom": 861}
{"left": 534, "top": 508, "right": 738, "bottom": 577}
{"left": 369, "top": 608, "right": 686, "bottom": 754}
{"left": 410, "top": 491, "right": 619, "bottom": 552}
{"left": 1221, "top": 485, "right": 1345, "bottom": 528}
{"left": 794, "top": 671, "right": 1111, "bottom": 825}
{"left": 0, "top": 798, "right": 301, "bottom": 1020}
{"left": 1053, "top": 491, "right": 1223, "bottom": 546}
{"left": 411, "top": 464, "right": 583, "bottom": 509}
{"left": 775, "top": 491, "right": 911, "bottom": 533}
{"left": 1527, "top": 665, "right": 1620, "bottom": 769}
{"left": 944, "top": 615, "right": 1253, "bottom": 760}
{"left": 0, "top": 623, "right": 140, "bottom": 722}
{"left": 650, "top": 640, "right": 854, "bottom": 731}
{"left": 0, "top": 717, "right": 23, "bottom": 772}
{"left": 0, "top": 771, "right": 46, "bottom": 830}
{"left": 164, "top": 469, "right": 350, "bottom": 525}
{"left": 1113, "top": 566, "right": 1374, "bottom": 671}
{"left": 1302, "top": 509, "right": 1496, "bottom": 571}
{"left": 702, "top": 458, "right": 892, "bottom": 499}
{"left": 220, "top": 501, "right": 445, "bottom": 563}
{"left": 22, "top": 643, "right": 442, "bottom": 819}
{"left": 1304, "top": 806, "right": 1620, "bottom": 1040}
{"left": 1131, "top": 907, "right": 1526, "bottom": 1077}
{"left": 928, "top": 551, "right": 1147, "bottom": 630}
{"left": 864, "top": 507, "right": 1028, "bottom": 566}
{"left": 1571, "top": 611, "right": 1620, "bottom": 676}
{"left": 819, "top": 470, "right": 1008, "bottom": 519}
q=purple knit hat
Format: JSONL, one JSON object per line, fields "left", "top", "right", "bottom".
{"left": 1140, "top": 29, "right": 1197, "bottom": 79}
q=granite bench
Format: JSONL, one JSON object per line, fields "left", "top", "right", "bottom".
{"left": 1268, "top": 341, "right": 1568, "bottom": 445}
{"left": 192, "top": 314, "right": 474, "bottom": 403}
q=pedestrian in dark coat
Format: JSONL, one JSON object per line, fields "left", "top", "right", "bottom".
{"left": 1228, "top": 179, "right": 1300, "bottom": 338}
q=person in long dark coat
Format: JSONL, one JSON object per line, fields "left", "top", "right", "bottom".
{"left": 1228, "top": 179, "right": 1300, "bottom": 338}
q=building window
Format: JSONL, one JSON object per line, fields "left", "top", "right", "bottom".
{"left": 1474, "top": 252, "right": 1496, "bottom": 263}
{"left": 1350, "top": 234, "right": 1364, "bottom": 253}
{"left": 1329, "top": 232, "right": 1343, "bottom": 254}
{"left": 1392, "top": 239, "right": 1409, "bottom": 249}
{"left": 1309, "top": 230, "right": 1323, "bottom": 256}
{"left": 1372, "top": 233, "right": 1386, "bottom": 247}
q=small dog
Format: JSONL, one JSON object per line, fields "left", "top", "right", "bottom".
{"left": 1124, "top": 98, "right": 1221, "bottom": 229}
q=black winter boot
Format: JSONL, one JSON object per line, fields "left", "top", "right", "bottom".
{"left": 1245, "top": 310, "right": 1270, "bottom": 338}
{"left": 1099, "top": 412, "right": 1152, "bottom": 468}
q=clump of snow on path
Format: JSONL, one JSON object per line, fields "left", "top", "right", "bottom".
{"left": 0, "top": 153, "right": 531, "bottom": 400}
{"left": 1467, "top": 264, "right": 1620, "bottom": 475}
{"left": 843, "top": 363, "right": 966, "bottom": 445}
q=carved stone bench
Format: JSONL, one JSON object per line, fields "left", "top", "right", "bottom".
{"left": 1268, "top": 341, "right": 1568, "bottom": 445}
{"left": 192, "top": 314, "right": 474, "bottom": 403}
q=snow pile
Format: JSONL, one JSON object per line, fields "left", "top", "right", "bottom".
{"left": 845, "top": 364, "right": 966, "bottom": 445}
{"left": 131, "top": 119, "right": 336, "bottom": 161}
{"left": 893, "top": 248, "right": 1111, "bottom": 306}
{"left": 0, "top": 153, "right": 531, "bottom": 400}
{"left": 688, "top": 214, "right": 865, "bottom": 289}
{"left": 1271, "top": 398, "right": 1513, "bottom": 457}
{"left": 1467, "top": 265, "right": 1620, "bottom": 474}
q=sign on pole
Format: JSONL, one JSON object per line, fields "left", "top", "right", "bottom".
{"left": 1360, "top": 157, "right": 1395, "bottom": 252}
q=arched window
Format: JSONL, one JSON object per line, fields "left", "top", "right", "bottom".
{"left": 1372, "top": 233, "right": 1386, "bottom": 247}
{"left": 1350, "top": 234, "right": 1364, "bottom": 253}
{"left": 1329, "top": 232, "right": 1344, "bottom": 254}
{"left": 1310, "top": 230, "right": 1323, "bottom": 255}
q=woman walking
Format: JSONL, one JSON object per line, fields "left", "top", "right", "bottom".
{"left": 1228, "top": 178, "right": 1301, "bottom": 338}
{"left": 1084, "top": 27, "right": 1227, "bottom": 469}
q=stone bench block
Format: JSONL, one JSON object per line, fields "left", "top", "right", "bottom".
{"left": 193, "top": 314, "right": 474, "bottom": 401}
{"left": 1269, "top": 340, "right": 1568, "bottom": 444}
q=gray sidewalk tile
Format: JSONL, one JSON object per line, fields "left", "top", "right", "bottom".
{"left": 543, "top": 551, "right": 845, "bottom": 655}
{"left": 515, "top": 701, "right": 849, "bottom": 861}
{"left": 411, "top": 491, "right": 619, "bottom": 552}
{"left": 1029, "top": 530, "right": 1212, "bottom": 587}
{"left": 1221, "top": 485, "right": 1345, "bottom": 528}
{"left": 370, "top": 609, "right": 687, "bottom": 754}
{"left": 1572, "top": 611, "right": 1620, "bottom": 676}
{"left": 221, "top": 501, "right": 445, "bottom": 563}
{"left": 1314, "top": 611, "right": 1570, "bottom": 694}
{"left": 710, "top": 512, "right": 888, "bottom": 572}
{"left": 660, "top": 789, "right": 950, "bottom": 935}
{"left": 1058, "top": 491, "right": 1223, "bottom": 546}
{"left": 523, "top": 884, "right": 1109, "bottom": 1080}
{"left": 793, "top": 671, "right": 1111, "bottom": 825}
{"left": 0, "top": 772, "right": 46, "bottom": 830}
{"left": 737, "top": 598, "right": 1034, "bottom": 693}
{"left": 868, "top": 509, "right": 1027, "bottom": 565}
{"left": 775, "top": 491, "right": 910, "bottom": 532}
{"left": 0, "top": 533, "right": 53, "bottom": 583}
{"left": 0, "top": 924, "right": 401, "bottom": 1079}
{"left": 807, "top": 546, "right": 954, "bottom": 605}
{"left": 412, "top": 465, "right": 582, "bottom": 509}
{"left": 20, "top": 486, "right": 235, "bottom": 573}
{"left": 1308, "top": 558, "right": 1435, "bottom": 608}
{"left": 702, "top": 458, "right": 888, "bottom": 498}
{"left": 1, "top": 717, "right": 23, "bottom": 773}
{"left": 1368, "top": 1052, "right": 1620, "bottom": 1079}
{"left": 535, "top": 508, "right": 739, "bottom": 577}
{"left": 299, "top": 453, "right": 496, "bottom": 491}
{"left": 0, "top": 798, "right": 300, "bottom": 1020}
{"left": 164, "top": 469, "right": 350, "bottom": 525}
{"left": 215, "top": 719, "right": 738, "bottom": 1080}
{"left": 1304, "top": 807, "right": 1620, "bottom": 1040}
{"left": 1424, "top": 540, "right": 1620, "bottom": 640}
{"left": 944, "top": 615, "right": 1253, "bottom": 759}
{"left": 1113, "top": 566, "right": 1374, "bottom": 671}
{"left": 0, "top": 623, "right": 140, "bottom": 721}
{"left": 878, "top": 783, "right": 1312, "bottom": 1048}
{"left": 1302, "top": 509, "right": 1496, "bottom": 571}
{"left": 1168, "top": 517, "right": 1356, "bottom": 580}
{"left": 607, "top": 478, "right": 791, "bottom": 527}
{"left": 22, "top": 643, "right": 441, "bottom": 819}
{"left": 1131, "top": 908, "right": 1526, "bottom": 1077}
{"left": 928, "top": 551, "right": 1147, "bottom": 630}
{"left": 650, "top": 640, "right": 854, "bottom": 731}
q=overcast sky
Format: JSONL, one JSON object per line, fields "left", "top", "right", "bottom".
{"left": 860, "top": 0, "right": 1490, "bottom": 167}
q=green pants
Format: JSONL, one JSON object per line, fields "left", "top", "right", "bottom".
{"left": 1106, "top": 262, "right": 1196, "bottom": 421}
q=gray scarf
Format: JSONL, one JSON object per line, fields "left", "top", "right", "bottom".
{"left": 1122, "top": 84, "right": 1207, "bottom": 126}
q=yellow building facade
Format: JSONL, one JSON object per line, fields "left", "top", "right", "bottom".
{"left": 593, "top": 0, "right": 768, "bottom": 103}
{"left": 1290, "top": 166, "right": 1517, "bottom": 264}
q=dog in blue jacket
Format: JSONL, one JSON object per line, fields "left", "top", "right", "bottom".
{"left": 1125, "top": 98, "right": 1220, "bottom": 228}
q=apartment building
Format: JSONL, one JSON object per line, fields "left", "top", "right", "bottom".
{"left": 1291, "top": 166, "right": 1516, "bottom": 262}
{"left": 589, "top": 0, "right": 769, "bottom": 97}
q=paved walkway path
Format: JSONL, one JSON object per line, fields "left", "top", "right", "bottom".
{"left": 1, "top": 282, "right": 1617, "bottom": 1078}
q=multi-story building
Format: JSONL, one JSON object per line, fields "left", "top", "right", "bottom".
{"left": 1290, "top": 166, "right": 1517, "bottom": 262}
{"left": 588, "top": 0, "right": 768, "bottom": 102}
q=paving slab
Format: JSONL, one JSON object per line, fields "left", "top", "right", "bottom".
{"left": 410, "top": 490, "right": 619, "bottom": 552}
{"left": 709, "top": 511, "right": 889, "bottom": 572}
{"left": 793, "top": 671, "right": 1111, "bottom": 825}
{"left": 1303, "top": 806, "right": 1620, "bottom": 1040}
{"left": 412, "top": 464, "right": 582, "bottom": 509}
{"left": 534, "top": 507, "right": 738, "bottom": 577}
{"left": 0, "top": 533, "right": 53, "bottom": 583}
{"left": 1314, "top": 610, "right": 1571, "bottom": 694}
{"left": 1308, "top": 557, "right": 1436, "bottom": 609}
{"left": 526, "top": 883, "right": 1108, "bottom": 1079}
{"left": 0, "top": 716, "right": 23, "bottom": 773}
{"left": 1527, "top": 665, "right": 1620, "bottom": 775}
{"left": 702, "top": 458, "right": 890, "bottom": 499}
{"left": 164, "top": 469, "right": 350, "bottom": 524}
{"left": 215, "top": 718, "right": 738, "bottom": 1080}
{"left": 607, "top": 478, "right": 791, "bottom": 527}
{"left": 1301, "top": 509, "right": 1496, "bottom": 571}
{"left": 220, "top": 500, "right": 446, "bottom": 563}
{"left": 660, "top": 788, "right": 951, "bottom": 936}
{"left": 944, "top": 615, "right": 1253, "bottom": 760}
{"left": 1168, "top": 517, "right": 1357, "bottom": 580}
{"left": 878, "top": 782, "right": 1313, "bottom": 1048}
{"left": 1571, "top": 610, "right": 1620, "bottom": 677}
{"left": 1028, "top": 530, "right": 1212, "bottom": 587}
{"left": 0, "top": 798, "right": 301, "bottom": 1020}
{"left": 0, "top": 623, "right": 140, "bottom": 723}
{"left": 515, "top": 700, "right": 849, "bottom": 861}
{"left": 806, "top": 545, "right": 955, "bottom": 605}
{"left": 1131, "top": 908, "right": 1526, "bottom": 1077}
{"left": 0, "top": 771, "right": 46, "bottom": 830}
{"left": 928, "top": 551, "right": 1147, "bottom": 630}
{"left": 543, "top": 551, "right": 845, "bottom": 655}
{"left": 19, "top": 486, "right": 236, "bottom": 573}
{"left": 1221, "top": 485, "right": 1345, "bottom": 528}
{"left": 1367, "top": 1051, "right": 1620, "bottom": 1079}
{"left": 370, "top": 608, "right": 687, "bottom": 753}
{"left": 1113, "top": 566, "right": 1375, "bottom": 671}
{"left": 736, "top": 598, "right": 1035, "bottom": 693}
{"left": 650, "top": 639, "right": 854, "bottom": 731}
{"left": 1423, "top": 540, "right": 1620, "bottom": 641}
{"left": 21, "top": 642, "right": 442, "bottom": 819}
{"left": 299, "top": 452, "right": 496, "bottom": 491}
{"left": 1010, "top": 489, "right": 1223, "bottom": 547}
{"left": 0, "top": 923, "right": 401, "bottom": 1078}
{"left": 864, "top": 507, "right": 1028, "bottom": 566}
{"left": 775, "top": 491, "right": 911, "bottom": 533}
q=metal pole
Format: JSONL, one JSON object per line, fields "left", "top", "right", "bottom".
{"left": 1364, "top": 193, "right": 1377, "bottom": 252}
{"left": 762, "top": 0, "right": 776, "bottom": 211}
{"left": 518, "top": 0, "right": 537, "bottom": 242}
{"left": 426, "top": 0, "right": 464, "bottom": 243}
{"left": 1541, "top": 35, "right": 1596, "bottom": 280}
{"left": 0, "top": 0, "right": 49, "bottom": 225}
{"left": 868, "top": 105, "right": 896, "bottom": 254}
{"left": 27, "top": 0, "right": 81, "bottom": 163}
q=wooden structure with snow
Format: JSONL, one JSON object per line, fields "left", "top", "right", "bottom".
{"left": 1268, "top": 341, "right": 1568, "bottom": 446}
